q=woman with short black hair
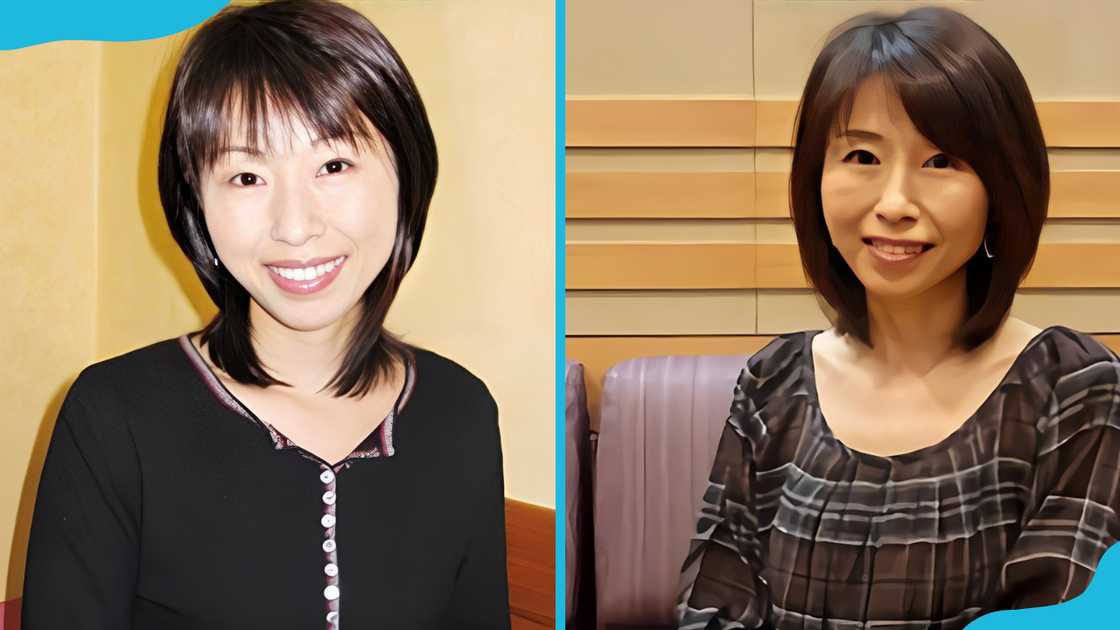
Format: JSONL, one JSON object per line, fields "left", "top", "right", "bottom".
{"left": 22, "top": 2, "right": 510, "bottom": 628}
{"left": 677, "top": 7, "right": 1120, "bottom": 629}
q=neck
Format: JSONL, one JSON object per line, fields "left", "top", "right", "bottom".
{"left": 245, "top": 300, "right": 362, "bottom": 396}
{"left": 860, "top": 269, "right": 971, "bottom": 375}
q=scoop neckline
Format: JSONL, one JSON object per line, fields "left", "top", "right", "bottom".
{"left": 177, "top": 331, "right": 416, "bottom": 467}
{"left": 802, "top": 324, "right": 1060, "bottom": 464}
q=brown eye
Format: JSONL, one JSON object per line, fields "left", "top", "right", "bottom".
{"left": 924, "top": 154, "right": 952, "bottom": 169}
{"left": 318, "top": 159, "right": 352, "bottom": 176}
{"left": 843, "top": 149, "right": 880, "bottom": 165}
{"left": 231, "top": 172, "right": 261, "bottom": 186}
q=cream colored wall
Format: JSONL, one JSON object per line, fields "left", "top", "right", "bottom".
{"left": 566, "top": 0, "right": 1120, "bottom": 338}
{"left": 0, "top": 42, "right": 100, "bottom": 599}
{"left": 4, "top": 0, "right": 554, "bottom": 599}
{"left": 373, "top": 1, "right": 556, "bottom": 508}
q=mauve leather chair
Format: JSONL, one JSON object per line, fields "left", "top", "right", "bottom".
{"left": 594, "top": 354, "right": 749, "bottom": 629}
{"left": 566, "top": 361, "right": 594, "bottom": 626}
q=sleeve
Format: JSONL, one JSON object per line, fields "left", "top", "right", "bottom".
{"left": 996, "top": 356, "right": 1120, "bottom": 609}
{"left": 676, "top": 365, "right": 773, "bottom": 630}
{"left": 443, "top": 391, "right": 512, "bottom": 629}
{"left": 21, "top": 375, "right": 142, "bottom": 629}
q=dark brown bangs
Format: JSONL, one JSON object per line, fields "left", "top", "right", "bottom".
{"left": 804, "top": 17, "right": 981, "bottom": 180}
{"left": 789, "top": 7, "right": 1049, "bottom": 350}
{"left": 173, "top": 16, "right": 382, "bottom": 187}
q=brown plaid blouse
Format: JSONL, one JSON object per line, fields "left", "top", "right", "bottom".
{"left": 678, "top": 326, "right": 1120, "bottom": 630}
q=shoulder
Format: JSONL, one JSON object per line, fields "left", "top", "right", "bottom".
{"left": 1033, "top": 326, "right": 1120, "bottom": 392}
{"left": 410, "top": 346, "right": 498, "bottom": 419}
{"left": 1042, "top": 325, "right": 1119, "bottom": 363}
{"left": 1030, "top": 326, "right": 1120, "bottom": 434}
{"left": 52, "top": 335, "right": 187, "bottom": 453}
{"left": 66, "top": 335, "right": 188, "bottom": 412}
{"left": 406, "top": 347, "right": 503, "bottom": 466}
{"left": 728, "top": 330, "right": 816, "bottom": 432}
{"left": 737, "top": 330, "right": 816, "bottom": 399}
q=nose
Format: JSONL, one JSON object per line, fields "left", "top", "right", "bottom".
{"left": 269, "top": 177, "right": 326, "bottom": 246}
{"left": 873, "top": 164, "right": 920, "bottom": 224}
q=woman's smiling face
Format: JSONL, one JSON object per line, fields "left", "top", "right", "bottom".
{"left": 820, "top": 74, "right": 989, "bottom": 302}
{"left": 198, "top": 110, "right": 399, "bottom": 333}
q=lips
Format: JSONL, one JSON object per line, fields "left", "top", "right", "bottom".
{"left": 863, "top": 237, "right": 933, "bottom": 263}
{"left": 863, "top": 237, "right": 933, "bottom": 253}
{"left": 265, "top": 256, "right": 347, "bottom": 295}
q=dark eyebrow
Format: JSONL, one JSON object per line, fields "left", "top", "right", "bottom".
{"left": 222, "top": 146, "right": 265, "bottom": 158}
{"left": 220, "top": 136, "right": 353, "bottom": 159}
{"left": 839, "top": 128, "right": 884, "bottom": 142}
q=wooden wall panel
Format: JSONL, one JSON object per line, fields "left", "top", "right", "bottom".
{"left": 1025, "top": 243, "right": 1120, "bottom": 287}
{"left": 1050, "top": 172, "right": 1120, "bottom": 218}
{"left": 567, "top": 243, "right": 1120, "bottom": 290}
{"left": 567, "top": 99, "right": 755, "bottom": 147}
{"left": 566, "top": 243, "right": 756, "bottom": 289}
{"left": 566, "top": 0, "right": 754, "bottom": 96}
{"left": 566, "top": 171, "right": 755, "bottom": 218}
{"left": 566, "top": 290, "right": 757, "bottom": 335}
{"left": 756, "top": 243, "right": 806, "bottom": 288}
{"left": 755, "top": 100, "right": 798, "bottom": 147}
{"left": 1036, "top": 102, "right": 1120, "bottom": 147}
{"left": 568, "top": 99, "right": 1120, "bottom": 150}
{"left": 569, "top": 289, "right": 1120, "bottom": 337}
{"left": 568, "top": 169, "right": 1120, "bottom": 220}
{"left": 755, "top": 171, "right": 791, "bottom": 218}
{"left": 505, "top": 498, "right": 555, "bottom": 627}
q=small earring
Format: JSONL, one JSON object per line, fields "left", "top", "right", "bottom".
{"left": 983, "top": 236, "right": 995, "bottom": 259}
{"left": 213, "top": 256, "right": 220, "bottom": 267}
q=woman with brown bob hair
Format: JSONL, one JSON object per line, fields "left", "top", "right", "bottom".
{"left": 22, "top": 1, "right": 509, "bottom": 628}
{"left": 678, "top": 7, "right": 1120, "bottom": 629}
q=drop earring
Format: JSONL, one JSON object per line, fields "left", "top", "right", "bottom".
{"left": 983, "top": 236, "right": 995, "bottom": 259}
{"left": 213, "top": 256, "right": 220, "bottom": 267}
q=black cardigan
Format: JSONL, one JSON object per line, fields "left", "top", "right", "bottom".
{"left": 22, "top": 335, "right": 510, "bottom": 629}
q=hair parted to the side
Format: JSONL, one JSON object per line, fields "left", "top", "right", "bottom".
{"left": 158, "top": 0, "right": 437, "bottom": 398}
{"left": 789, "top": 6, "right": 1048, "bottom": 350}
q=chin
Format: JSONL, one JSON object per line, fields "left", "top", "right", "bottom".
{"left": 256, "top": 300, "right": 348, "bottom": 333}
{"left": 860, "top": 281, "right": 933, "bottom": 301}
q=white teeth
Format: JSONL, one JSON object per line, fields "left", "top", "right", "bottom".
{"left": 872, "top": 240, "right": 924, "bottom": 256}
{"left": 267, "top": 256, "right": 345, "bottom": 282}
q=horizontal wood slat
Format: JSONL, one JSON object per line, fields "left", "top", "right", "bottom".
{"left": 567, "top": 99, "right": 1120, "bottom": 149}
{"left": 1027, "top": 244, "right": 1120, "bottom": 287}
{"left": 1036, "top": 102, "right": 1120, "bottom": 148}
{"left": 1050, "top": 171, "right": 1120, "bottom": 218}
{"left": 755, "top": 171, "right": 790, "bottom": 218}
{"left": 755, "top": 100, "right": 797, "bottom": 147}
{"left": 505, "top": 498, "right": 555, "bottom": 627}
{"left": 567, "top": 99, "right": 755, "bottom": 147}
{"left": 567, "top": 242, "right": 1120, "bottom": 290}
{"left": 567, "top": 170, "right": 1120, "bottom": 220}
{"left": 567, "top": 242, "right": 756, "bottom": 289}
{"left": 566, "top": 334, "right": 1120, "bottom": 432}
{"left": 567, "top": 171, "right": 755, "bottom": 218}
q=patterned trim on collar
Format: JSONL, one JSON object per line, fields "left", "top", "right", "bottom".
{"left": 177, "top": 334, "right": 413, "bottom": 463}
